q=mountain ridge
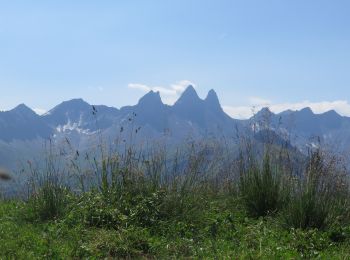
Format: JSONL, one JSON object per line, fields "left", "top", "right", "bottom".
{"left": 1, "top": 86, "right": 350, "bottom": 159}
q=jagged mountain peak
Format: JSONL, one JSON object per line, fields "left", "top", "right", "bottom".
{"left": 255, "top": 107, "right": 274, "bottom": 117}
{"left": 205, "top": 89, "right": 219, "bottom": 102}
{"left": 138, "top": 90, "right": 163, "bottom": 106}
{"left": 0, "top": 104, "right": 52, "bottom": 142}
{"left": 205, "top": 89, "right": 223, "bottom": 112}
{"left": 10, "top": 104, "right": 37, "bottom": 117}
{"left": 179, "top": 85, "right": 199, "bottom": 99}
{"left": 46, "top": 98, "right": 91, "bottom": 115}
{"left": 1, "top": 87, "right": 350, "bottom": 171}
{"left": 298, "top": 107, "right": 314, "bottom": 115}
{"left": 12, "top": 103, "right": 33, "bottom": 111}
{"left": 174, "top": 85, "right": 201, "bottom": 106}
{"left": 207, "top": 89, "right": 217, "bottom": 96}
{"left": 183, "top": 84, "right": 196, "bottom": 94}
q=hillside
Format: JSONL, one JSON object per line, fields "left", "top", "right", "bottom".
{"left": 1, "top": 143, "right": 350, "bottom": 258}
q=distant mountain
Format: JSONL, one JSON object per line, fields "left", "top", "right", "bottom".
{"left": 1, "top": 85, "right": 350, "bottom": 168}
{"left": 0, "top": 104, "right": 52, "bottom": 142}
{"left": 120, "top": 90, "right": 169, "bottom": 132}
{"left": 43, "top": 98, "right": 120, "bottom": 133}
{"left": 172, "top": 86, "right": 234, "bottom": 132}
{"left": 249, "top": 107, "right": 350, "bottom": 152}
{"left": 117, "top": 86, "right": 240, "bottom": 140}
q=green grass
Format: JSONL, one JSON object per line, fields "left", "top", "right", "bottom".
{"left": 1, "top": 142, "right": 350, "bottom": 258}
{"left": 1, "top": 192, "right": 350, "bottom": 259}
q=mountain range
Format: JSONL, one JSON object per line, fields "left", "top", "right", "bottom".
{"left": 1, "top": 85, "right": 349, "bottom": 169}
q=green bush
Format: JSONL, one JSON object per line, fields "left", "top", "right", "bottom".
{"left": 26, "top": 181, "right": 69, "bottom": 222}
{"left": 75, "top": 190, "right": 124, "bottom": 229}
{"left": 75, "top": 188, "right": 167, "bottom": 230}
{"left": 289, "top": 228, "right": 332, "bottom": 258}
{"left": 74, "top": 227, "right": 153, "bottom": 258}
{"left": 282, "top": 150, "right": 349, "bottom": 230}
{"left": 239, "top": 155, "right": 286, "bottom": 217}
{"left": 282, "top": 187, "right": 331, "bottom": 230}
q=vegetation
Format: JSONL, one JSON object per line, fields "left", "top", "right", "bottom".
{"left": 1, "top": 130, "right": 350, "bottom": 258}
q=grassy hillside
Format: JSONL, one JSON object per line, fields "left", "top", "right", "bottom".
{"left": 1, "top": 195, "right": 350, "bottom": 258}
{"left": 1, "top": 140, "right": 350, "bottom": 259}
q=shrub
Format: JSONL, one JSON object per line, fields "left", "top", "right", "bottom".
{"left": 239, "top": 154, "right": 286, "bottom": 217}
{"left": 75, "top": 188, "right": 166, "bottom": 230}
{"left": 26, "top": 181, "right": 69, "bottom": 221}
{"left": 75, "top": 190, "right": 124, "bottom": 229}
{"left": 282, "top": 150, "right": 349, "bottom": 230}
{"left": 289, "top": 228, "right": 332, "bottom": 258}
{"left": 75, "top": 227, "right": 153, "bottom": 258}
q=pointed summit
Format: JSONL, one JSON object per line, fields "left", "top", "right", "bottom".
{"left": 0, "top": 104, "right": 52, "bottom": 142}
{"left": 298, "top": 107, "right": 314, "bottom": 115}
{"left": 11, "top": 104, "right": 37, "bottom": 117}
{"left": 174, "top": 85, "right": 201, "bottom": 106}
{"left": 130, "top": 91, "right": 167, "bottom": 132}
{"left": 46, "top": 98, "right": 91, "bottom": 116}
{"left": 205, "top": 89, "right": 219, "bottom": 102}
{"left": 43, "top": 98, "right": 94, "bottom": 127}
{"left": 205, "top": 89, "right": 222, "bottom": 111}
{"left": 254, "top": 107, "right": 274, "bottom": 119}
{"left": 138, "top": 90, "right": 163, "bottom": 107}
{"left": 49, "top": 98, "right": 91, "bottom": 113}
{"left": 258, "top": 107, "right": 273, "bottom": 115}
{"left": 182, "top": 84, "right": 197, "bottom": 95}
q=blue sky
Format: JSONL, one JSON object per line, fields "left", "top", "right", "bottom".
{"left": 1, "top": 0, "right": 350, "bottom": 118}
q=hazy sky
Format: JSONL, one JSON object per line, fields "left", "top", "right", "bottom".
{"left": 1, "top": 0, "right": 350, "bottom": 118}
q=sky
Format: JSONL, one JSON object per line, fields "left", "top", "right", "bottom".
{"left": 1, "top": 0, "right": 350, "bottom": 119}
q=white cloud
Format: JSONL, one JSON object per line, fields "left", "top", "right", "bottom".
{"left": 248, "top": 96, "right": 271, "bottom": 106}
{"left": 33, "top": 108, "right": 47, "bottom": 115}
{"left": 128, "top": 80, "right": 196, "bottom": 104}
{"left": 170, "top": 80, "right": 196, "bottom": 93}
{"left": 223, "top": 106, "right": 257, "bottom": 119}
{"left": 128, "top": 83, "right": 151, "bottom": 92}
{"left": 223, "top": 98, "right": 350, "bottom": 119}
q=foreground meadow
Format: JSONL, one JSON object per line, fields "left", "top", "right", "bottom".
{"left": 1, "top": 138, "right": 350, "bottom": 259}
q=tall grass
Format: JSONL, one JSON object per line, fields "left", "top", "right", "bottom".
{"left": 20, "top": 130, "right": 350, "bottom": 229}
{"left": 283, "top": 149, "right": 350, "bottom": 229}
{"left": 25, "top": 140, "right": 70, "bottom": 221}
{"left": 2, "top": 107, "right": 350, "bottom": 258}
{"left": 239, "top": 154, "right": 287, "bottom": 217}
{"left": 27, "top": 181, "right": 69, "bottom": 221}
{"left": 11, "top": 107, "right": 349, "bottom": 241}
